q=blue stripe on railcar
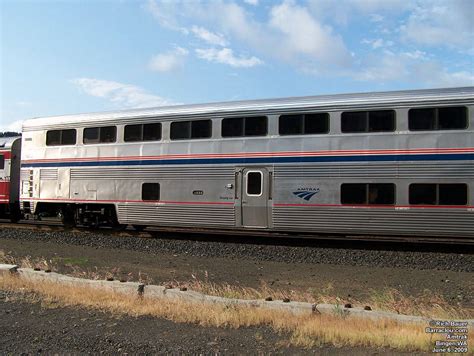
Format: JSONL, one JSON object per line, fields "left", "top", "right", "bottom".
{"left": 21, "top": 153, "right": 474, "bottom": 168}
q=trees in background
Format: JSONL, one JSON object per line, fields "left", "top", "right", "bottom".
{"left": 0, "top": 132, "right": 21, "bottom": 137}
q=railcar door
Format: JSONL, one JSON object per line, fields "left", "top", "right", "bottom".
{"left": 56, "top": 168, "right": 71, "bottom": 199}
{"left": 241, "top": 168, "right": 269, "bottom": 228}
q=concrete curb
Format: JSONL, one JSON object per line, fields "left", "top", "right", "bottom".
{"left": 1, "top": 264, "right": 473, "bottom": 326}
{"left": 0, "top": 264, "right": 18, "bottom": 273}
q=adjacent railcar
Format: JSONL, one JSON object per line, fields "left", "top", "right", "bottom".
{"left": 0, "top": 136, "right": 22, "bottom": 222}
{"left": 19, "top": 87, "right": 474, "bottom": 238}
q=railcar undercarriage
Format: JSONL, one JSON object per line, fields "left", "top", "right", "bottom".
{"left": 34, "top": 203, "right": 121, "bottom": 228}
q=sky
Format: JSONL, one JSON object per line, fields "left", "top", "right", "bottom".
{"left": 1, "top": 0, "right": 473, "bottom": 132}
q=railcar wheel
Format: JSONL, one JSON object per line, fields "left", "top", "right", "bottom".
{"left": 60, "top": 206, "right": 76, "bottom": 228}
{"left": 113, "top": 223, "right": 128, "bottom": 231}
{"left": 9, "top": 214, "right": 21, "bottom": 223}
{"left": 132, "top": 225, "right": 146, "bottom": 232}
{"left": 9, "top": 206, "right": 21, "bottom": 223}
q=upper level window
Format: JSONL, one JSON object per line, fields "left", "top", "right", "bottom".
{"left": 83, "top": 126, "right": 116, "bottom": 144}
{"left": 124, "top": 123, "right": 162, "bottom": 142}
{"left": 279, "top": 113, "right": 329, "bottom": 135}
{"left": 142, "top": 183, "right": 160, "bottom": 201}
{"left": 409, "top": 106, "right": 467, "bottom": 131}
{"left": 170, "top": 120, "right": 211, "bottom": 140}
{"left": 46, "top": 129, "right": 77, "bottom": 146}
{"left": 341, "top": 183, "right": 395, "bottom": 205}
{"left": 409, "top": 184, "right": 467, "bottom": 205}
{"left": 0, "top": 154, "right": 4, "bottom": 169}
{"left": 222, "top": 116, "right": 267, "bottom": 137}
{"left": 341, "top": 110, "right": 395, "bottom": 133}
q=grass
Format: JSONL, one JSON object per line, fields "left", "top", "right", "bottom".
{"left": 51, "top": 257, "right": 89, "bottom": 266}
{"left": 3, "top": 273, "right": 470, "bottom": 352}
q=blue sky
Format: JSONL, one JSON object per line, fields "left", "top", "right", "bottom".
{"left": 1, "top": 0, "right": 473, "bottom": 132}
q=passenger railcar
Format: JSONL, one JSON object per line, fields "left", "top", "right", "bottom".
{"left": 0, "top": 136, "right": 22, "bottom": 222}
{"left": 19, "top": 87, "right": 474, "bottom": 238}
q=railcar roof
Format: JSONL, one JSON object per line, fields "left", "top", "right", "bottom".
{"left": 23, "top": 87, "right": 474, "bottom": 129}
{"left": 0, "top": 136, "right": 21, "bottom": 149}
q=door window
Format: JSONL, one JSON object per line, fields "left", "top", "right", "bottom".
{"left": 247, "top": 171, "right": 262, "bottom": 196}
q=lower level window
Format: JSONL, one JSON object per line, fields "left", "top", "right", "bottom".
{"left": 409, "top": 184, "right": 467, "bottom": 205}
{"left": 142, "top": 183, "right": 160, "bottom": 201}
{"left": 341, "top": 183, "right": 395, "bottom": 205}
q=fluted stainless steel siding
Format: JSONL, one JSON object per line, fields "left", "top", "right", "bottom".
{"left": 275, "top": 162, "right": 474, "bottom": 179}
{"left": 40, "top": 168, "right": 58, "bottom": 180}
{"left": 70, "top": 166, "right": 233, "bottom": 180}
{"left": 273, "top": 207, "right": 474, "bottom": 237}
{"left": 117, "top": 203, "right": 235, "bottom": 227}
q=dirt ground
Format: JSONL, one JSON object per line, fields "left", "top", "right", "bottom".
{"left": 0, "top": 290, "right": 423, "bottom": 355}
{"left": 1, "top": 237, "right": 472, "bottom": 308}
{"left": 1, "top": 232, "right": 470, "bottom": 354}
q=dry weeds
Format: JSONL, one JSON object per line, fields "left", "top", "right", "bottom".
{"left": 1, "top": 274, "right": 472, "bottom": 352}
{"left": 180, "top": 278, "right": 472, "bottom": 320}
{"left": 1, "top": 250, "right": 471, "bottom": 320}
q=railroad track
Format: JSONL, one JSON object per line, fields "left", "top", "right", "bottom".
{"left": 1, "top": 219, "right": 473, "bottom": 253}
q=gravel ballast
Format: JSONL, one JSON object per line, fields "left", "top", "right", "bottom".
{"left": 0, "top": 227, "right": 472, "bottom": 272}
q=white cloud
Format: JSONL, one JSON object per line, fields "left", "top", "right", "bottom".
{"left": 400, "top": 0, "right": 473, "bottom": 49}
{"left": 412, "top": 62, "right": 474, "bottom": 88}
{"left": 353, "top": 52, "right": 474, "bottom": 87}
{"left": 307, "top": 0, "right": 410, "bottom": 26}
{"left": 244, "top": 0, "right": 259, "bottom": 5}
{"left": 347, "top": 0, "right": 409, "bottom": 12}
{"left": 402, "top": 50, "right": 427, "bottom": 60}
{"left": 15, "top": 101, "right": 32, "bottom": 107}
{"left": 144, "top": 0, "right": 473, "bottom": 84}
{"left": 195, "top": 48, "right": 263, "bottom": 68}
{"left": 149, "top": 47, "right": 188, "bottom": 72}
{"left": 361, "top": 38, "right": 394, "bottom": 50}
{"left": 0, "top": 119, "right": 23, "bottom": 133}
{"left": 369, "top": 14, "right": 384, "bottom": 23}
{"left": 71, "top": 78, "right": 175, "bottom": 108}
{"left": 144, "top": 0, "right": 189, "bottom": 34}
{"left": 145, "top": 0, "right": 351, "bottom": 71}
{"left": 191, "top": 26, "right": 227, "bottom": 46}
{"left": 268, "top": 2, "right": 351, "bottom": 66}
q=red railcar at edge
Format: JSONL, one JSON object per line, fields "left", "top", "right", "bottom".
{"left": 0, "top": 136, "right": 22, "bottom": 222}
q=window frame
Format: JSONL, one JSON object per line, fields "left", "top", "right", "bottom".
{"left": 341, "top": 110, "right": 395, "bottom": 133}
{"left": 408, "top": 106, "right": 468, "bottom": 131}
{"left": 340, "top": 183, "right": 396, "bottom": 205}
{"left": 246, "top": 171, "right": 263, "bottom": 197}
{"left": 170, "top": 120, "right": 212, "bottom": 140}
{"left": 221, "top": 116, "right": 268, "bottom": 138}
{"left": 409, "top": 183, "right": 468, "bottom": 206}
{"left": 141, "top": 183, "right": 160, "bottom": 201}
{"left": 124, "top": 122, "right": 162, "bottom": 142}
{"left": 279, "top": 112, "right": 329, "bottom": 136}
{"left": 83, "top": 126, "right": 117, "bottom": 144}
{"left": 46, "top": 129, "right": 77, "bottom": 146}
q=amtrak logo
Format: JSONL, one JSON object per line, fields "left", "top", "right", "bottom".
{"left": 293, "top": 187, "right": 320, "bottom": 201}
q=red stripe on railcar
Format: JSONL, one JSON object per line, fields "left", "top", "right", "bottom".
{"left": 19, "top": 197, "right": 234, "bottom": 205}
{"left": 20, "top": 147, "right": 474, "bottom": 164}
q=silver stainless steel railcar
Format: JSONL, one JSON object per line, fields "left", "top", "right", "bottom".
{"left": 20, "top": 87, "right": 474, "bottom": 238}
